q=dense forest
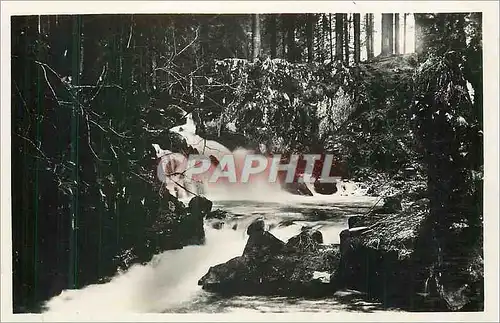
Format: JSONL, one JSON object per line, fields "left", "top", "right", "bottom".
{"left": 11, "top": 13, "right": 483, "bottom": 312}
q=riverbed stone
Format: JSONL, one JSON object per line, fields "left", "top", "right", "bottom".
{"left": 206, "top": 209, "right": 230, "bottom": 220}
{"left": 286, "top": 229, "right": 323, "bottom": 253}
{"left": 188, "top": 196, "right": 213, "bottom": 217}
{"left": 198, "top": 222, "right": 341, "bottom": 296}
{"left": 281, "top": 181, "right": 314, "bottom": 196}
{"left": 243, "top": 230, "right": 286, "bottom": 260}
{"left": 313, "top": 178, "right": 338, "bottom": 195}
{"left": 246, "top": 218, "right": 266, "bottom": 235}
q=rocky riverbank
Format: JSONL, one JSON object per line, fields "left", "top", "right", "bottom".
{"left": 113, "top": 195, "right": 210, "bottom": 274}
{"left": 198, "top": 196, "right": 484, "bottom": 312}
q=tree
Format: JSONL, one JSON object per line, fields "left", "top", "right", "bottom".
{"left": 335, "top": 13, "right": 343, "bottom": 61}
{"left": 279, "top": 15, "right": 287, "bottom": 58}
{"left": 343, "top": 13, "right": 350, "bottom": 63}
{"left": 381, "top": 13, "right": 394, "bottom": 56}
{"left": 403, "top": 13, "right": 407, "bottom": 53}
{"left": 353, "top": 13, "right": 360, "bottom": 63}
{"left": 329, "top": 13, "right": 334, "bottom": 60}
{"left": 395, "top": 13, "right": 400, "bottom": 54}
{"left": 365, "top": 13, "right": 374, "bottom": 59}
{"left": 412, "top": 13, "right": 483, "bottom": 310}
{"left": 306, "top": 13, "right": 314, "bottom": 62}
{"left": 252, "top": 14, "right": 261, "bottom": 61}
{"left": 286, "top": 14, "right": 296, "bottom": 62}
{"left": 414, "top": 13, "right": 424, "bottom": 54}
{"left": 269, "top": 14, "right": 277, "bottom": 58}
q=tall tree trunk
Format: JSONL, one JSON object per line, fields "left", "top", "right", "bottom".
{"left": 414, "top": 13, "right": 424, "bottom": 55}
{"left": 270, "top": 15, "right": 277, "bottom": 58}
{"left": 320, "top": 14, "right": 327, "bottom": 61}
{"left": 344, "top": 14, "right": 349, "bottom": 63}
{"left": 353, "top": 13, "right": 360, "bottom": 63}
{"left": 403, "top": 13, "right": 407, "bottom": 53}
{"left": 200, "top": 16, "right": 210, "bottom": 59}
{"left": 281, "top": 15, "right": 287, "bottom": 58}
{"left": 69, "top": 14, "right": 82, "bottom": 290}
{"left": 306, "top": 13, "right": 314, "bottom": 62}
{"left": 395, "top": 13, "right": 400, "bottom": 54}
{"left": 329, "top": 13, "right": 333, "bottom": 61}
{"left": 335, "top": 13, "right": 343, "bottom": 61}
{"left": 286, "top": 14, "right": 296, "bottom": 62}
{"left": 366, "top": 13, "right": 374, "bottom": 60}
{"left": 451, "top": 13, "right": 467, "bottom": 52}
{"left": 365, "top": 14, "right": 370, "bottom": 59}
{"left": 251, "top": 14, "right": 261, "bottom": 61}
{"left": 381, "top": 13, "right": 394, "bottom": 56}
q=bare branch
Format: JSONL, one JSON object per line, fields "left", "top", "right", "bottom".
{"left": 89, "top": 119, "right": 108, "bottom": 133}
{"left": 171, "top": 179, "right": 198, "bottom": 197}
{"left": 16, "top": 133, "right": 47, "bottom": 159}
{"left": 85, "top": 114, "right": 110, "bottom": 162}
{"left": 170, "top": 27, "right": 200, "bottom": 62}
{"left": 127, "top": 16, "right": 134, "bottom": 49}
{"left": 38, "top": 63, "right": 59, "bottom": 106}
{"left": 108, "top": 126, "right": 133, "bottom": 139}
{"left": 89, "top": 64, "right": 109, "bottom": 102}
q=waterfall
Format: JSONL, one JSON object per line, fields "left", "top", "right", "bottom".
{"left": 155, "top": 113, "right": 286, "bottom": 200}
{"left": 154, "top": 112, "right": 370, "bottom": 200}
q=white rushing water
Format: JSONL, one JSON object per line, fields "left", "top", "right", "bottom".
{"left": 43, "top": 193, "right": 378, "bottom": 314}
{"left": 42, "top": 114, "right": 382, "bottom": 314}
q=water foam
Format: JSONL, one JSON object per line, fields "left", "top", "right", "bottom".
{"left": 43, "top": 226, "right": 247, "bottom": 314}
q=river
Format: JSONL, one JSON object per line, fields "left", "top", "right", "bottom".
{"left": 43, "top": 188, "right": 399, "bottom": 314}
{"left": 42, "top": 119, "right": 396, "bottom": 314}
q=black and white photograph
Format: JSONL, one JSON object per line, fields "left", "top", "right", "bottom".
{"left": 1, "top": 1, "right": 498, "bottom": 321}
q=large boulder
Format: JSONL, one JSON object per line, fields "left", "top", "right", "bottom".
{"left": 114, "top": 192, "right": 206, "bottom": 271}
{"left": 286, "top": 228, "right": 324, "bottom": 253}
{"left": 188, "top": 196, "right": 213, "bottom": 217}
{"left": 281, "top": 181, "right": 314, "bottom": 196}
{"left": 243, "top": 230, "right": 286, "bottom": 260}
{"left": 198, "top": 220, "right": 341, "bottom": 296}
{"left": 313, "top": 178, "right": 338, "bottom": 195}
{"left": 246, "top": 218, "right": 266, "bottom": 235}
{"left": 337, "top": 198, "right": 483, "bottom": 311}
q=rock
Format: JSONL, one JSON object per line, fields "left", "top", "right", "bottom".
{"left": 311, "top": 230, "right": 323, "bottom": 244}
{"left": 188, "top": 196, "right": 213, "bottom": 217}
{"left": 211, "top": 221, "right": 224, "bottom": 230}
{"left": 369, "top": 196, "right": 402, "bottom": 215}
{"left": 115, "top": 192, "right": 206, "bottom": 274}
{"left": 231, "top": 223, "right": 238, "bottom": 230}
{"left": 246, "top": 218, "right": 265, "bottom": 235}
{"left": 198, "top": 230, "right": 341, "bottom": 296}
{"left": 286, "top": 229, "right": 323, "bottom": 252}
{"left": 313, "top": 178, "right": 338, "bottom": 195}
{"left": 278, "top": 219, "right": 295, "bottom": 227}
{"left": 243, "top": 231, "right": 286, "bottom": 260}
{"left": 206, "top": 209, "right": 229, "bottom": 220}
{"left": 312, "top": 271, "right": 331, "bottom": 283}
{"left": 383, "top": 195, "right": 402, "bottom": 212}
{"left": 337, "top": 198, "right": 483, "bottom": 311}
{"left": 281, "top": 181, "right": 314, "bottom": 196}
{"left": 347, "top": 214, "right": 387, "bottom": 229}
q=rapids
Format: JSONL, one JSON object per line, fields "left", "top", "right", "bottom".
{"left": 42, "top": 114, "right": 391, "bottom": 314}
{"left": 43, "top": 194, "right": 387, "bottom": 314}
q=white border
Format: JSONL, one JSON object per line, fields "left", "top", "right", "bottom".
{"left": 1, "top": 1, "right": 498, "bottom": 322}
